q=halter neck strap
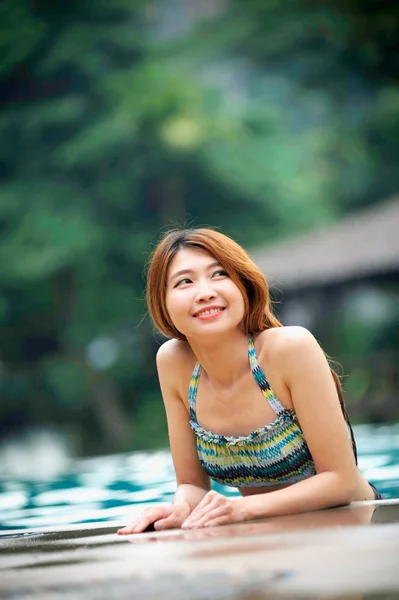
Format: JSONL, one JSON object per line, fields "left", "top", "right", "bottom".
{"left": 188, "top": 337, "right": 286, "bottom": 421}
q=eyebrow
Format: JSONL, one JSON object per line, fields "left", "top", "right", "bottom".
{"left": 169, "top": 261, "right": 222, "bottom": 282}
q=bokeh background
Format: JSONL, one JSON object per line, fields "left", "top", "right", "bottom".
{"left": 1, "top": 0, "right": 398, "bottom": 470}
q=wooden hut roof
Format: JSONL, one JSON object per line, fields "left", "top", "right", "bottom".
{"left": 250, "top": 197, "right": 399, "bottom": 290}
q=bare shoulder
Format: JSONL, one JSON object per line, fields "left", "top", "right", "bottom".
{"left": 256, "top": 326, "right": 319, "bottom": 359}
{"left": 156, "top": 338, "right": 196, "bottom": 380}
{"left": 255, "top": 327, "right": 329, "bottom": 394}
{"left": 156, "top": 339, "right": 196, "bottom": 407}
{"left": 156, "top": 338, "right": 184, "bottom": 362}
{"left": 156, "top": 338, "right": 193, "bottom": 368}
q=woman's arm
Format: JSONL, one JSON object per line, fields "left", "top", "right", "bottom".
{"left": 118, "top": 341, "right": 210, "bottom": 533}
{"left": 240, "top": 326, "right": 356, "bottom": 519}
{"left": 157, "top": 341, "right": 211, "bottom": 512}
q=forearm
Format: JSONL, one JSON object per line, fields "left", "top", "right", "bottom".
{"left": 173, "top": 483, "right": 209, "bottom": 514}
{"left": 240, "top": 471, "right": 356, "bottom": 521}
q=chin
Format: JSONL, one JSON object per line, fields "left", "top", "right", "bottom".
{"left": 190, "top": 321, "right": 244, "bottom": 340}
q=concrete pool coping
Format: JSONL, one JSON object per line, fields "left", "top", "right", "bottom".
{"left": 1, "top": 498, "right": 399, "bottom": 599}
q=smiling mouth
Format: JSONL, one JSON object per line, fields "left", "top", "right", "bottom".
{"left": 194, "top": 307, "right": 225, "bottom": 318}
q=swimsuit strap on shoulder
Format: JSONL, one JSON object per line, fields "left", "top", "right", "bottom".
{"left": 188, "top": 361, "right": 202, "bottom": 421}
{"left": 248, "top": 337, "right": 286, "bottom": 415}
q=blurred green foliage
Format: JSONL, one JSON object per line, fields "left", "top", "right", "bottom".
{"left": 0, "top": 0, "right": 398, "bottom": 455}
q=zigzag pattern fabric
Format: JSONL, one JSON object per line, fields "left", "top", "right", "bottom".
{"left": 188, "top": 337, "right": 317, "bottom": 488}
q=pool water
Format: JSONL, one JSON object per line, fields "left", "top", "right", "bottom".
{"left": 0, "top": 424, "right": 398, "bottom": 532}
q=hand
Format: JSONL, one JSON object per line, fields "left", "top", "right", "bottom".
{"left": 117, "top": 502, "right": 190, "bottom": 534}
{"left": 181, "top": 491, "right": 246, "bottom": 529}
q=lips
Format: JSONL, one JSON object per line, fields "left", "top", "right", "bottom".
{"left": 193, "top": 306, "right": 225, "bottom": 318}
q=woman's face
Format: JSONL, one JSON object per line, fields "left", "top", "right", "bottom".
{"left": 165, "top": 247, "right": 246, "bottom": 339}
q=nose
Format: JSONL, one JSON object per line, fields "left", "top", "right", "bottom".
{"left": 195, "top": 279, "right": 217, "bottom": 302}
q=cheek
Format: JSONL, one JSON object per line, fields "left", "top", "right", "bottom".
{"left": 165, "top": 291, "right": 188, "bottom": 322}
{"left": 165, "top": 294, "right": 175, "bottom": 321}
{"left": 238, "top": 296, "right": 246, "bottom": 319}
{"left": 232, "top": 289, "right": 247, "bottom": 324}
{"left": 226, "top": 282, "right": 246, "bottom": 311}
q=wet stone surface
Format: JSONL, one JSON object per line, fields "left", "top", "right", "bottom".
{"left": 1, "top": 573, "right": 289, "bottom": 600}
{"left": 0, "top": 500, "right": 399, "bottom": 599}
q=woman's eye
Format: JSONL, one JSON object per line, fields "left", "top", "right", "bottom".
{"left": 175, "top": 278, "right": 192, "bottom": 287}
{"left": 213, "top": 270, "right": 228, "bottom": 278}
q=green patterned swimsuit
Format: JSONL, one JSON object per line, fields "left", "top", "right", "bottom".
{"left": 188, "top": 337, "right": 317, "bottom": 488}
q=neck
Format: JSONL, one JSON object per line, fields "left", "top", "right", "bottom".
{"left": 187, "top": 330, "right": 250, "bottom": 390}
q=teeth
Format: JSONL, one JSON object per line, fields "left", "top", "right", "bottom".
{"left": 197, "top": 308, "right": 222, "bottom": 317}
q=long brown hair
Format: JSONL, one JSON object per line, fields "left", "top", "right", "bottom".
{"left": 146, "top": 227, "right": 357, "bottom": 462}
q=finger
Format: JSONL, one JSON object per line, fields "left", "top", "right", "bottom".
{"left": 196, "top": 507, "right": 228, "bottom": 528}
{"left": 118, "top": 508, "right": 169, "bottom": 535}
{"left": 182, "top": 504, "right": 214, "bottom": 527}
{"left": 133, "top": 511, "right": 168, "bottom": 533}
{"left": 190, "top": 491, "right": 216, "bottom": 515}
{"left": 195, "top": 507, "right": 230, "bottom": 529}
{"left": 154, "top": 503, "right": 192, "bottom": 531}
{"left": 202, "top": 516, "right": 227, "bottom": 528}
{"left": 182, "top": 507, "right": 213, "bottom": 528}
{"left": 153, "top": 513, "right": 180, "bottom": 531}
{"left": 117, "top": 521, "right": 139, "bottom": 535}
{"left": 182, "top": 494, "right": 220, "bottom": 527}
{"left": 184, "top": 505, "right": 226, "bottom": 529}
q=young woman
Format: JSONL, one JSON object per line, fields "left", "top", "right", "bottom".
{"left": 118, "top": 228, "right": 382, "bottom": 535}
